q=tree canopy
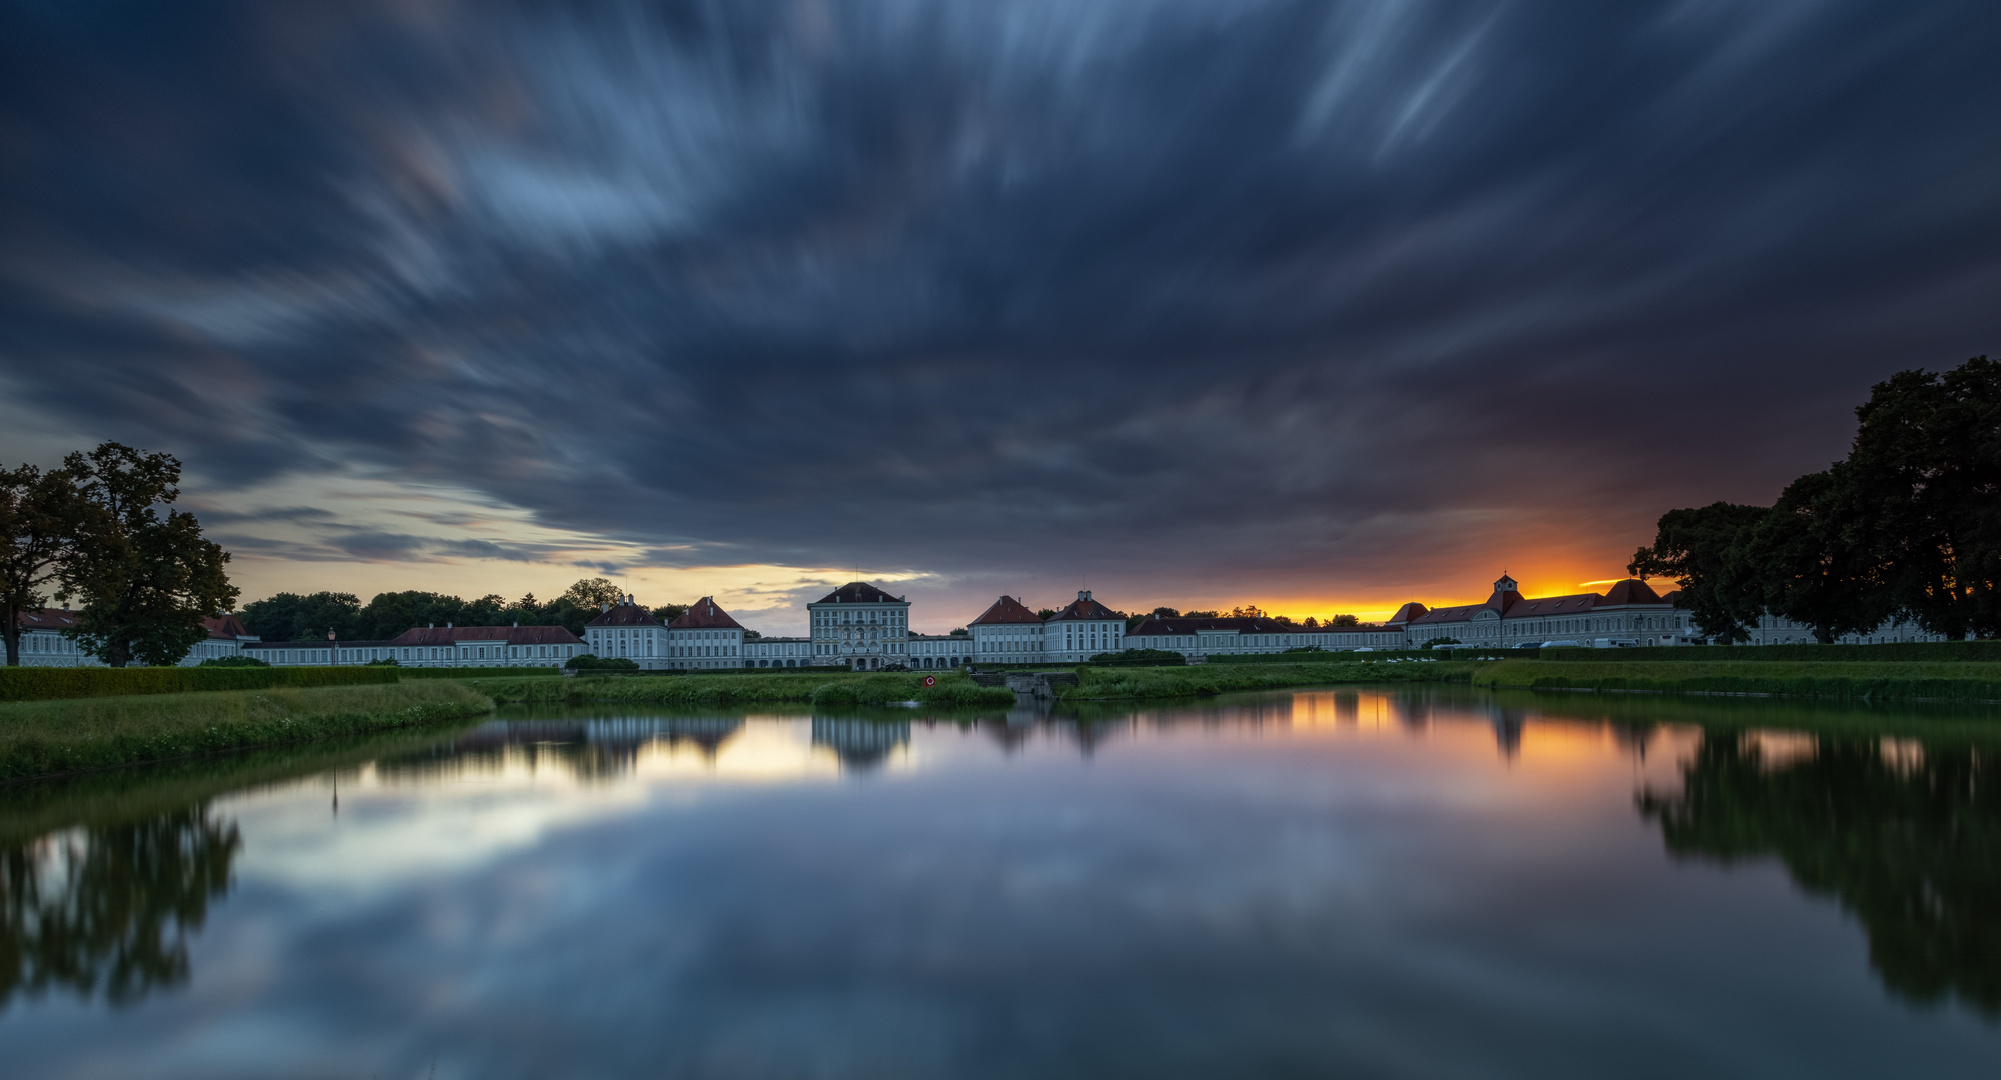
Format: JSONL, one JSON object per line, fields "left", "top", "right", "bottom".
{"left": 239, "top": 579, "right": 684, "bottom": 641}
{"left": 1632, "top": 356, "right": 2000, "bottom": 642}
{"left": 53, "top": 445, "right": 237, "bottom": 668}
{"left": 0, "top": 463, "right": 83, "bottom": 667}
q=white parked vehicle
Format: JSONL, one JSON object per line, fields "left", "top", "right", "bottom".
{"left": 1540, "top": 640, "right": 1583, "bottom": 649}
{"left": 1593, "top": 638, "right": 1641, "bottom": 648}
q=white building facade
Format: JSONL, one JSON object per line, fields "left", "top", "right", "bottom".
{"left": 907, "top": 633, "right": 975, "bottom": 669}
{"left": 1042, "top": 591, "right": 1124, "bottom": 664}
{"left": 664, "top": 596, "right": 746, "bottom": 671}
{"left": 12, "top": 609, "right": 258, "bottom": 667}
{"left": 744, "top": 637, "right": 814, "bottom": 668}
{"left": 245, "top": 624, "right": 584, "bottom": 668}
{"left": 1125, "top": 617, "right": 1407, "bottom": 658}
{"left": 808, "top": 583, "right": 911, "bottom": 671}
{"left": 584, "top": 596, "right": 670, "bottom": 669}
{"left": 967, "top": 594, "right": 1046, "bottom": 664}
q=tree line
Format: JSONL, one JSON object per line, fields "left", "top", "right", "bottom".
{"left": 1122, "top": 605, "right": 1363, "bottom": 633}
{"left": 239, "top": 578, "right": 692, "bottom": 643}
{"left": 1631, "top": 355, "right": 1999, "bottom": 643}
{"left": 1, "top": 444, "right": 235, "bottom": 667}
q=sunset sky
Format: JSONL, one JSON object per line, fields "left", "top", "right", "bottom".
{"left": 2, "top": 1, "right": 1997, "bottom": 636}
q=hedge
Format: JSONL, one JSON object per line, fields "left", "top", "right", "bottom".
{"left": 0, "top": 665, "right": 398, "bottom": 702}
{"left": 395, "top": 666, "right": 566, "bottom": 680}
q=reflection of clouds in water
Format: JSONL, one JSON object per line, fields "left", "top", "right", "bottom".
{"left": 235, "top": 718, "right": 854, "bottom": 896}
{"left": 9, "top": 691, "right": 2001, "bottom": 1077}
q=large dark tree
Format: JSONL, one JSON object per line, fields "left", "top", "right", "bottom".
{"left": 563, "top": 577, "right": 622, "bottom": 608}
{"left": 0, "top": 463, "right": 82, "bottom": 666}
{"left": 1739, "top": 466, "right": 1895, "bottom": 643}
{"left": 1629, "top": 501, "right": 1769, "bottom": 643}
{"left": 1841, "top": 356, "right": 2001, "bottom": 639}
{"left": 55, "top": 444, "right": 237, "bottom": 668}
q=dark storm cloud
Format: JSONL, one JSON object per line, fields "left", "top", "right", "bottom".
{"left": 2, "top": 0, "right": 1998, "bottom": 589}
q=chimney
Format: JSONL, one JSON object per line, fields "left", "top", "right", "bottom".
{"left": 447, "top": 621, "right": 453, "bottom": 628}
{"left": 428, "top": 622, "right": 434, "bottom": 629}
{"left": 601, "top": 602, "right": 610, "bottom": 612}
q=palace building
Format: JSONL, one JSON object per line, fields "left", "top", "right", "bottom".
{"left": 11, "top": 608, "right": 257, "bottom": 667}
{"left": 808, "top": 582, "right": 910, "bottom": 671}
{"left": 1385, "top": 574, "right": 1699, "bottom": 648}
{"left": 8, "top": 570, "right": 1958, "bottom": 673}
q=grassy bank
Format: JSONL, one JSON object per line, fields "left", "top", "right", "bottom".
{"left": 468, "top": 671, "right": 1016, "bottom": 709}
{"left": 0, "top": 724, "right": 477, "bottom": 846}
{"left": 0, "top": 681, "right": 495, "bottom": 782}
{"left": 0, "top": 665, "right": 397, "bottom": 702}
{"left": 1474, "top": 660, "right": 2001, "bottom": 702}
{"left": 1058, "top": 661, "right": 1477, "bottom": 700}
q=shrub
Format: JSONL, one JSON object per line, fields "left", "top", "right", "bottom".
{"left": 1084, "top": 648, "right": 1187, "bottom": 667}
{"left": 198, "top": 655, "right": 270, "bottom": 667}
{"left": 565, "top": 653, "right": 640, "bottom": 672}
{"left": 396, "top": 666, "right": 564, "bottom": 680}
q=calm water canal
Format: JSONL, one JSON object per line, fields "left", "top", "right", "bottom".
{"left": 2, "top": 685, "right": 1998, "bottom": 1078}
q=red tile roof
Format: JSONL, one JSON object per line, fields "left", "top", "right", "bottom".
{"left": 587, "top": 602, "right": 665, "bottom": 628}
{"left": 1048, "top": 592, "right": 1123, "bottom": 622}
{"left": 204, "top": 613, "right": 251, "bottom": 640}
{"left": 814, "top": 582, "right": 906, "bottom": 605}
{"left": 1600, "top": 579, "right": 1665, "bottom": 606}
{"left": 669, "top": 597, "right": 742, "bottom": 630}
{"left": 1505, "top": 593, "right": 1600, "bottom": 616}
{"left": 1385, "top": 602, "right": 1429, "bottom": 625}
{"left": 969, "top": 595, "right": 1043, "bottom": 625}
{"left": 387, "top": 625, "right": 584, "bottom": 647}
{"left": 14, "top": 607, "right": 78, "bottom": 630}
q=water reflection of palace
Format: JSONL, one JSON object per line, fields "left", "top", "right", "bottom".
{"left": 811, "top": 717, "right": 911, "bottom": 770}
{"left": 379, "top": 717, "right": 749, "bottom": 781}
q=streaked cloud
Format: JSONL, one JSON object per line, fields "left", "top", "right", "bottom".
{"left": 1, "top": 0, "right": 1996, "bottom": 626}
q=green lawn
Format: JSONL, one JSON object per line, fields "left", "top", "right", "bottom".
{"left": 1474, "top": 660, "right": 2001, "bottom": 702}
{"left": 0, "top": 680, "right": 494, "bottom": 781}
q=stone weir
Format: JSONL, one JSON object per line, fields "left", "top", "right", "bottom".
{"left": 995, "top": 671, "right": 1081, "bottom": 700}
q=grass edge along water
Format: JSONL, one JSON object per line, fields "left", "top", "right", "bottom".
{"left": 0, "top": 680, "right": 495, "bottom": 782}
{"left": 468, "top": 670, "right": 1015, "bottom": 708}
{"left": 1059, "top": 661, "right": 1477, "bottom": 700}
